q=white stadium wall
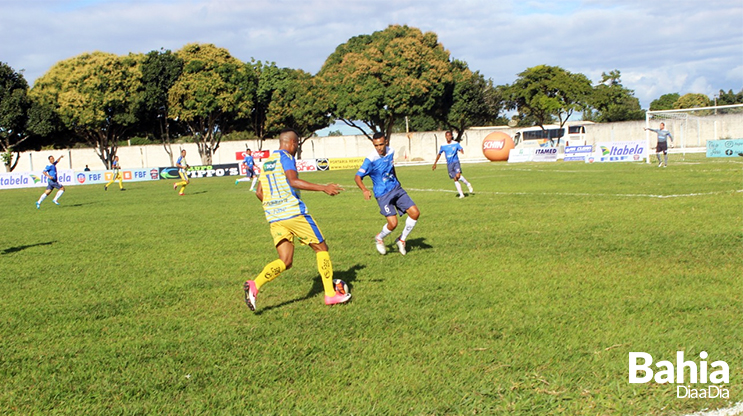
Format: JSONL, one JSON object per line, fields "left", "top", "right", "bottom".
{"left": 10, "top": 113, "right": 743, "bottom": 172}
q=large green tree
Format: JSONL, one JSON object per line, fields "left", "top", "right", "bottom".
{"left": 441, "top": 60, "right": 504, "bottom": 140}
{"left": 506, "top": 65, "right": 592, "bottom": 131}
{"left": 716, "top": 88, "right": 743, "bottom": 105}
{"left": 318, "top": 24, "right": 453, "bottom": 140}
{"left": 0, "top": 62, "right": 32, "bottom": 171}
{"left": 265, "top": 69, "right": 331, "bottom": 158}
{"left": 169, "top": 43, "right": 255, "bottom": 164}
{"left": 649, "top": 93, "right": 680, "bottom": 111}
{"left": 674, "top": 93, "right": 712, "bottom": 109}
{"left": 30, "top": 52, "right": 144, "bottom": 169}
{"left": 583, "top": 70, "right": 644, "bottom": 122}
{"left": 248, "top": 60, "right": 286, "bottom": 145}
{"left": 141, "top": 48, "right": 184, "bottom": 166}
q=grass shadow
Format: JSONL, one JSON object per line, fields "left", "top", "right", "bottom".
{"left": 256, "top": 264, "right": 365, "bottom": 314}
{"left": 406, "top": 237, "right": 432, "bottom": 252}
{"left": 2, "top": 241, "right": 56, "bottom": 255}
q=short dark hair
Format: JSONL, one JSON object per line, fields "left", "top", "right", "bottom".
{"left": 281, "top": 128, "right": 300, "bottom": 137}
{"left": 445, "top": 130, "right": 453, "bottom": 135}
{"left": 372, "top": 132, "right": 385, "bottom": 141}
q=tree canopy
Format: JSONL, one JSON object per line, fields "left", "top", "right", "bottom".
{"left": 583, "top": 70, "right": 644, "bottom": 122}
{"left": 30, "top": 52, "right": 144, "bottom": 168}
{"left": 506, "top": 65, "right": 592, "bottom": 130}
{"left": 169, "top": 43, "right": 255, "bottom": 164}
{"left": 318, "top": 24, "right": 453, "bottom": 139}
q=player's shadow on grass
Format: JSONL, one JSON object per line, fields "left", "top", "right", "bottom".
{"left": 405, "top": 237, "right": 432, "bottom": 252}
{"left": 256, "top": 264, "right": 365, "bottom": 314}
{"left": 2, "top": 241, "right": 56, "bottom": 255}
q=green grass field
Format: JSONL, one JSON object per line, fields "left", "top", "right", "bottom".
{"left": 1, "top": 153, "right": 741, "bottom": 415}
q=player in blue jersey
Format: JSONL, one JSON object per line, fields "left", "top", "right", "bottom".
{"left": 354, "top": 132, "right": 421, "bottom": 256}
{"left": 432, "top": 131, "right": 474, "bottom": 198}
{"left": 243, "top": 129, "right": 349, "bottom": 312}
{"left": 173, "top": 149, "right": 190, "bottom": 195}
{"left": 104, "top": 155, "right": 125, "bottom": 191}
{"left": 644, "top": 122, "right": 674, "bottom": 167}
{"left": 235, "top": 148, "right": 257, "bottom": 190}
{"left": 36, "top": 155, "right": 66, "bottom": 209}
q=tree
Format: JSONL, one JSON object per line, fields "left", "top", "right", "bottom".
{"left": 716, "top": 88, "right": 743, "bottom": 105}
{"left": 583, "top": 70, "right": 644, "bottom": 122}
{"left": 141, "top": 48, "right": 184, "bottom": 166}
{"left": 30, "top": 52, "right": 144, "bottom": 169}
{"left": 674, "top": 93, "right": 712, "bottom": 109}
{"left": 265, "top": 69, "right": 332, "bottom": 158}
{"left": 168, "top": 43, "right": 255, "bottom": 165}
{"left": 440, "top": 60, "right": 503, "bottom": 140}
{"left": 318, "top": 24, "right": 453, "bottom": 140}
{"left": 249, "top": 60, "right": 285, "bottom": 146}
{"left": 0, "top": 62, "right": 31, "bottom": 171}
{"left": 506, "top": 65, "right": 592, "bottom": 131}
{"left": 649, "top": 93, "right": 680, "bottom": 111}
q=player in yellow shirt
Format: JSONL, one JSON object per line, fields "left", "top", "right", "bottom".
{"left": 104, "top": 155, "right": 125, "bottom": 191}
{"left": 173, "top": 149, "right": 190, "bottom": 195}
{"left": 243, "top": 129, "right": 350, "bottom": 311}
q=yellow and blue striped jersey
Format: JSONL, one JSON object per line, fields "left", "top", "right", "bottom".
{"left": 259, "top": 150, "right": 308, "bottom": 223}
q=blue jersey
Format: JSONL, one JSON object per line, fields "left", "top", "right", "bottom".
{"left": 243, "top": 154, "right": 254, "bottom": 169}
{"left": 259, "top": 150, "right": 308, "bottom": 223}
{"left": 43, "top": 162, "right": 59, "bottom": 182}
{"left": 356, "top": 147, "right": 399, "bottom": 198}
{"left": 438, "top": 142, "right": 463, "bottom": 165}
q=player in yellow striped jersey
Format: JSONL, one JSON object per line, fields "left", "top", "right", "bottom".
{"left": 173, "top": 149, "right": 189, "bottom": 195}
{"left": 243, "top": 129, "right": 350, "bottom": 311}
{"left": 104, "top": 155, "right": 124, "bottom": 191}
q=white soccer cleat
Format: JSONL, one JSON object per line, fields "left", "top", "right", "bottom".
{"left": 395, "top": 237, "right": 407, "bottom": 256}
{"left": 458, "top": 194, "right": 465, "bottom": 199}
{"left": 467, "top": 184, "right": 473, "bottom": 193}
{"left": 375, "top": 236, "right": 386, "bottom": 255}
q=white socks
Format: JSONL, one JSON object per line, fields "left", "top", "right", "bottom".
{"left": 53, "top": 190, "right": 64, "bottom": 202}
{"left": 38, "top": 193, "right": 47, "bottom": 204}
{"left": 400, "top": 217, "right": 417, "bottom": 241}
{"left": 454, "top": 181, "right": 463, "bottom": 197}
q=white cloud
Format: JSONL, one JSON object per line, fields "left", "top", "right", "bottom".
{"left": 0, "top": 0, "right": 740, "bottom": 109}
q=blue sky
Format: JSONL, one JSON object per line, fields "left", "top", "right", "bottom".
{"left": 1, "top": 0, "right": 741, "bottom": 135}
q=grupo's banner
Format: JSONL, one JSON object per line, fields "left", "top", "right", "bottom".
{"left": 159, "top": 163, "right": 241, "bottom": 179}
{"left": 508, "top": 148, "right": 533, "bottom": 163}
{"left": 564, "top": 145, "right": 593, "bottom": 162}
{"left": 586, "top": 140, "right": 647, "bottom": 163}
{"left": 74, "top": 169, "right": 159, "bottom": 185}
{"left": 0, "top": 170, "right": 74, "bottom": 190}
{"left": 706, "top": 139, "right": 743, "bottom": 158}
{"left": 328, "top": 157, "right": 365, "bottom": 171}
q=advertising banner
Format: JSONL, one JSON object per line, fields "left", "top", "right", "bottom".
{"left": 586, "top": 140, "right": 647, "bottom": 163}
{"left": 706, "top": 139, "right": 743, "bottom": 158}
{"left": 235, "top": 150, "right": 269, "bottom": 161}
{"left": 75, "top": 169, "right": 159, "bottom": 185}
{"left": 564, "top": 145, "right": 593, "bottom": 162}
{"left": 533, "top": 148, "right": 558, "bottom": 162}
{"left": 0, "top": 170, "right": 74, "bottom": 190}
{"left": 159, "top": 163, "right": 241, "bottom": 179}
{"left": 328, "top": 157, "right": 365, "bottom": 171}
{"left": 295, "top": 159, "right": 318, "bottom": 172}
{"left": 508, "top": 148, "right": 533, "bottom": 163}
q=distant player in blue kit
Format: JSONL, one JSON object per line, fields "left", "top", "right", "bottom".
{"left": 354, "top": 132, "right": 421, "bottom": 255}
{"left": 36, "top": 155, "right": 66, "bottom": 209}
{"left": 644, "top": 122, "right": 674, "bottom": 167}
{"left": 235, "top": 148, "right": 257, "bottom": 191}
{"left": 432, "top": 131, "right": 473, "bottom": 198}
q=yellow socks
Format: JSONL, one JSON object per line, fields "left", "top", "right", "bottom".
{"left": 254, "top": 259, "right": 286, "bottom": 290}
{"left": 316, "top": 251, "right": 336, "bottom": 297}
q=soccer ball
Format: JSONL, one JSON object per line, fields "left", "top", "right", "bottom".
{"left": 333, "top": 279, "right": 349, "bottom": 295}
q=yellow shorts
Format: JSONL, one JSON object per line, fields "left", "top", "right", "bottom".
{"left": 269, "top": 214, "right": 325, "bottom": 247}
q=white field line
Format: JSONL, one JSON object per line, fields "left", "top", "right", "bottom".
{"left": 681, "top": 401, "right": 743, "bottom": 416}
{"left": 403, "top": 188, "right": 743, "bottom": 199}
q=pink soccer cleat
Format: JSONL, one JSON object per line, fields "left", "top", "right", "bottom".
{"left": 325, "top": 291, "right": 351, "bottom": 306}
{"left": 243, "top": 280, "right": 258, "bottom": 311}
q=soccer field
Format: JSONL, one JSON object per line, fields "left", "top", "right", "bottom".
{"left": 1, "top": 154, "right": 741, "bottom": 415}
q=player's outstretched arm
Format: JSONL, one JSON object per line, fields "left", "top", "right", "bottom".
{"left": 354, "top": 174, "right": 372, "bottom": 200}
{"left": 286, "top": 170, "right": 342, "bottom": 196}
{"left": 432, "top": 154, "right": 441, "bottom": 170}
